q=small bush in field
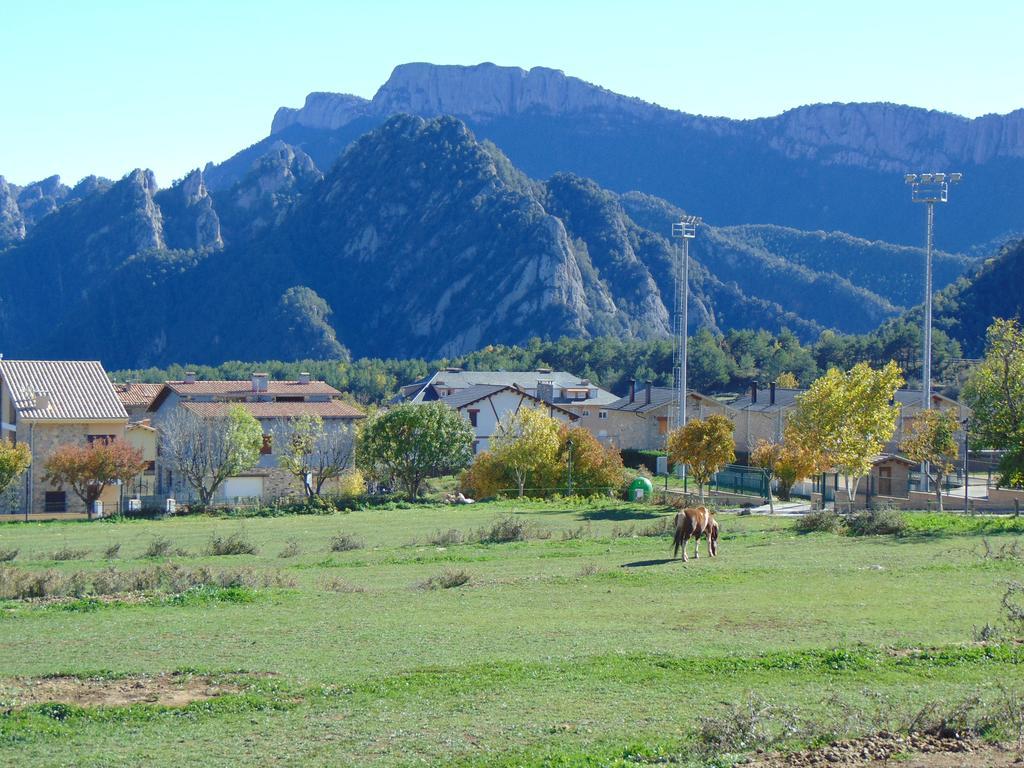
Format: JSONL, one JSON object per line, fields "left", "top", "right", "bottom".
{"left": 144, "top": 537, "right": 175, "bottom": 558}
{"left": 415, "top": 568, "right": 471, "bottom": 590}
{"left": 849, "top": 507, "right": 907, "bottom": 536}
{"left": 0, "top": 548, "right": 18, "bottom": 562}
{"left": 794, "top": 510, "right": 846, "bottom": 534}
{"left": 560, "top": 524, "right": 591, "bottom": 541}
{"left": 320, "top": 577, "right": 367, "bottom": 593}
{"left": 329, "top": 532, "right": 364, "bottom": 552}
{"left": 51, "top": 545, "right": 90, "bottom": 561}
{"left": 428, "top": 529, "right": 466, "bottom": 546}
{"left": 103, "top": 543, "right": 121, "bottom": 560}
{"left": 278, "top": 539, "right": 302, "bottom": 558}
{"left": 208, "top": 531, "right": 259, "bottom": 556}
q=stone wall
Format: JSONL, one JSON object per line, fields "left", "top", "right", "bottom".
{"left": 28, "top": 423, "right": 126, "bottom": 515}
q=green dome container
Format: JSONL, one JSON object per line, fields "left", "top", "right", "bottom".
{"left": 628, "top": 476, "right": 654, "bottom": 501}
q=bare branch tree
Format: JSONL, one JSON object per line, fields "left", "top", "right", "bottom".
{"left": 274, "top": 415, "right": 356, "bottom": 497}
{"left": 160, "top": 405, "right": 263, "bottom": 506}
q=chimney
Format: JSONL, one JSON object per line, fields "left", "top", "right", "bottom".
{"left": 751, "top": 382, "right": 758, "bottom": 404}
{"left": 252, "top": 372, "right": 269, "bottom": 393}
{"left": 298, "top": 372, "right": 311, "bottom": 385}
{"left": 32, "top": 391, "right": 51, "bottom": 411}
{"left": 770, "top": 381, "right": 776, "bottom": 405}
{"left": 628, "top": 378, "right": 636, "bottom": 403}
{"left": 645, "top": 380, "right": 653, "bottom": 405}
{"left": 183, "top": 371, "right": 196, "bottom": 384}
{"left": 537, "top": 379, "right": 555, "bottom": 403}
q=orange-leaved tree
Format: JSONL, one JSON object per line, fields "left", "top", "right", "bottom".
{"left": 43, "top": 441, "right": 147, "bottom": 516}
{"left": 667, "top": 414, "right": 736, "bottom": 504}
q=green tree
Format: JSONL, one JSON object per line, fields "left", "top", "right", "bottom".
{"left": 356, "top": 402, "right": 474, "bottom": 499}
{"left": 0, "top": 441, "right": 31, "bottom": 497}
{"left": 666, "top": 414, "right": 736, "bottom": 504}
{"left": 962, "top": 318, "right": 1024, "bottom": 487}
{"left": 786, "top": 361, "right": 904, "bottom": 503}
{"left": 160, "top": 404, "right": 264, "bottom": 506}
{"left": 900, "top": 408, "right": 961, "bottom": 511}
{"left": 750, "top": 439, "right": 818, "bottom": 512}
{"left": 490, "top": 407, "right": 563, "bottom": 497}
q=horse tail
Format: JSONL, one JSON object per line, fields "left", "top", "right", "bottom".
{"left": 672, "top": 513, "right": 684, "bottom": 558}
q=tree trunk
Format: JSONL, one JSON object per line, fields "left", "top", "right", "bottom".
{"left": 934, "top": 474, "right": 944, "bottom": 513}
{"left": 766, "top": 481, "right": 775, "bottom": 514}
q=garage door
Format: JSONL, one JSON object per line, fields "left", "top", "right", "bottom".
{"left": 222, "top": 476, "right": 264, "bottom": 501}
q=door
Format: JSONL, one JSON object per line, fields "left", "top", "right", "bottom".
{"left": 878, "top": 466, "right": 892, "bottom": 496}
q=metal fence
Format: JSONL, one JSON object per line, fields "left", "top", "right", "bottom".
{"left": 711, "top": 464, "right": 769, "bottom": 498}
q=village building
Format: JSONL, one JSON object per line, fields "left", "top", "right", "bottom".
{"left": 0, "top": 360, "right": 128, "bottom": 516}
{"left": 147, "top": 371, "right": 364, "bottom": 503}
{"left": 596, "top": 380, "right": 732, "bottom": 450}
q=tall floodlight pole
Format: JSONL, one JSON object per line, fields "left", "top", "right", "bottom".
{"left": 904, "top": 172, "right": 962, "bottom": 491}
{"left": 670, "top": 215, "right": 701, "bottom": 435}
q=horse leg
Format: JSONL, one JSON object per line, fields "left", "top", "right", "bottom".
{"left": 693, "top": 536, "right": 700, "bottom": 559}
{"left": 681, "top": 534, "right": 689, "bottom": 562}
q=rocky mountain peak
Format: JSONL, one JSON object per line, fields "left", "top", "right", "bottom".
{"left": 271, "top": 91, "right": 370, "bottom": 134}
{"left": 154, "top": 169, "right": 222, "bottom": 251}
{"left": 0, "top": 176, "right": 27, "bottom": 244}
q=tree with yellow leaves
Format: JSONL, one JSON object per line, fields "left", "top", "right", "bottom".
{"left": 900, "top": 408, "right": 960, "bottom": 512}
{"left": 786, "top": 361, "right": 904, "bottom": 503}
{"left": 490, "top": 407, "right": 562, "bottom": 497}
{"left": 667, "top": 414, "right": 735, "bottom": 504}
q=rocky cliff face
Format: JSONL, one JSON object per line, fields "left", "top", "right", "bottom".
{"left": 155, "top": 169, "right": 223, "bottom": 251}
{"left": 0, "top": 177, "right": 26, "bottom": 244}
{"left": 251, "top": 63, "right": 1024, "bottom": 251}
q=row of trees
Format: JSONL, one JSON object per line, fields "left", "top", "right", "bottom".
{"left": 111, "top": 320, "right": 964, "bottom": 407}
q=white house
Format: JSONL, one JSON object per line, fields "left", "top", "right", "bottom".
{"left": 437, "top": 384, "right": 578, "bottom": 453}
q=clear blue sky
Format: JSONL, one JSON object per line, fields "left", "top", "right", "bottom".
{"left": 2, "top": 0, "right": 1021, "bottom": 187}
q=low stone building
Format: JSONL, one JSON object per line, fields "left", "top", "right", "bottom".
{"left": 0, "top": 360, "right": 129, "bottom": 516}
{"left": 147, "top": 372, "right": 364, "bottom": 503}
{"left": 437, "top": 384, "right": 577, "bottom": 453}
{"left": 592, "top": 380, "right": 731, "bottom": 450}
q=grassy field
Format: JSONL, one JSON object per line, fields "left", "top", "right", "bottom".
{"left": 1, "top": 500, "right": 1023, "bottom": 767}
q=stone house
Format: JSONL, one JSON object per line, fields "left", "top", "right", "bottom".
{"left": 728, "top": 383, "right": 968, "bottom": 461}
{"left": 147, "top": 372, "right": 364, "bottom": 503}
{"left": 437, "top": 384, "right": 578, "bottom": 453}
{"left": 0, "top": 360, "right": 128, "bottom": 516}
{"left": 595, "top": 380, "right": 732, "bottom": 450}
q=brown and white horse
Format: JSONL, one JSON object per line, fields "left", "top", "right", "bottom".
{"left": 672, "top": 506, "right": 718, "bottom": 562}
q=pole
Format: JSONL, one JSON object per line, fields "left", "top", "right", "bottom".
{"left": 963, "top": 420, "right": 969, "bottom": 515}
{"left": 681, "top": 235, "right": 689, "bottom": 433}
{"left": 921, "top": 201, "right": 935, "bottom": 492}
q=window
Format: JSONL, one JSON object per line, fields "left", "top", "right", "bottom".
{"left": 87, "top": 434, "right": 116, "bottom": 445}
{"left": 145, "top": 460, "right": 156, "bottom": 473}
{"left": 472, "top": 440, "right": 480, "bottom": 454}
{"left": 581, "top": 409, "right": 591, "bottom": 417}
{"left": 468, "top": 409, "right": 479, "bottom": 428}
{"left": 598, "top": 410, "right": 608, "bottom": 420}
{"left": 44, "top": 491, "right": 66, "bottom": 513}
{"left": 261, "top": 434, "right": 273, "bottom": 455}
{"left": 657, "top": 416, "right": 668, "bottom": 435}
{"left": 275, "top": 396, "right": 303, "bottom": 403}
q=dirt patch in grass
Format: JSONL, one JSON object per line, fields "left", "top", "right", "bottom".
{"left": 744, "top": 732, "right": 1019, "bottom": 767}
{"left": 3, "top": 672, "right": 244, "bottom": 708}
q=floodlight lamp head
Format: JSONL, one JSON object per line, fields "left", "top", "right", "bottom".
{"left": 905, "top": 174, "right": 918, "bottom": 184}
{"left": 919, "top": 173, "right": 934, "bottom": 183}
{"left": 950, "top": 172, "right": 963, "bottom": 183}
{"left": 933, "top": 173, "right": 946, "bottom": 183}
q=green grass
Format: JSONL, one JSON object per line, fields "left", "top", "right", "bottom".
{"left": 0, "top": 502, "right": 1022, "bottom": 766}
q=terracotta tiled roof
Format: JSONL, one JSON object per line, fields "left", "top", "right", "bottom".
{"left": 115, "top": 382, "right": 165, "bottom": 408}
{"left": 181, "top": 401, "right": 364, "bottom": 420}
{"left": 0, "top": 360, "right": 127, "bottom": 421}
{"left": 164, "top": 380, "right": 341, "bottom": 397}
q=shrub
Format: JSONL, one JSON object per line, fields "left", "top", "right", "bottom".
{"left": 428, "top": 529, "right": 466, "bottom": 546}
{"left": 576, "top": 563, "right": 602, "bottom": 577}
{"left": 0, "top": 548, "right": 18, "bottom": 562}
{"left": 329, "top": 532, "right": 364, "bottom": 552}
{"left": 336, "top": 469, "right": 366, "bottom": 498}
{"left": 144, "top": 536, "right": 175, "bottom": 558}
{"left": 794, "top": 509, "right": 846, "bottom": 534}
{"left": 477, "top": 515, "right": 549, "bottom": 543}
{"left": 416, "top": 568, "right": 471, "bottom": 590}
{"left": 51, "top": 545, "right": 90, "bottom": 561}
{"left": 278, "top": 539, "right": 302, "bottom": 558}
{"left": 639, "top": 516, "right": 675, "bottom": 537}
{"left": 849, "top": 507, "right": 907, "bottom": 536}
{"left": 560, "top": 524, "right": 592, "bottom": 541}
{"left": 103, "top": 543, "right": 121, "bottom": 560}
{"left": 208, "top": 531, "right": 259, "bottom": 556}
{"left": 319, "top": 577, "right": 367, "bottom": 593}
